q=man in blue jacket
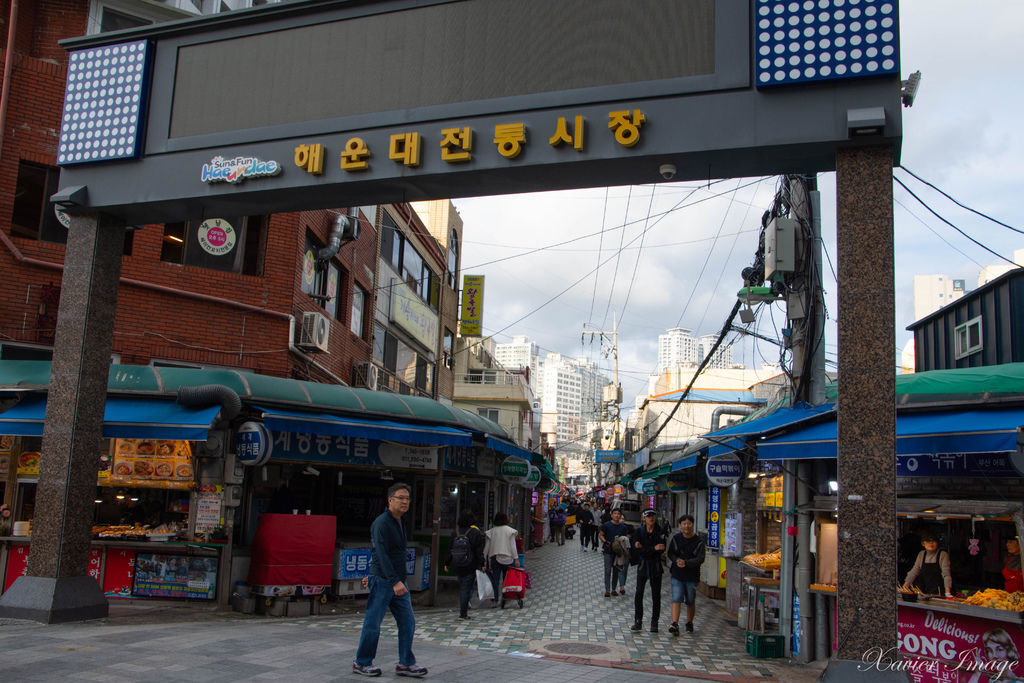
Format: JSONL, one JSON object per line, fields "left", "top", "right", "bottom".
{"left": 353, "top": 483, "right": 427, "bottom": 678}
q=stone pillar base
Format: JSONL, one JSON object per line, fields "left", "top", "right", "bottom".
{"left": 820, "top": 659, "right": 909, "bottom": 682}
{"left": 0, "top": 575, "right": 108, "bottom": 623}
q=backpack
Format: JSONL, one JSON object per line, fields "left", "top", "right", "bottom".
{"left": 450, "top": 529, "right": 476, "bottom": 571}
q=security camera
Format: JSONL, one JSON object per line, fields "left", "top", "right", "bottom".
{"left": 901, "top": 70, "right": 922, "bottom": 108}
{"left": 659, "top": 163, "right": 677, "bottom": 181}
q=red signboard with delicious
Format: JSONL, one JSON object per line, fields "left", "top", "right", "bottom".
{"left": 895, "top": 606, "right": 1024, "bottom": 682}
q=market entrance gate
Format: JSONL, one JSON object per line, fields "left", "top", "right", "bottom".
{"left": 1, "top": 0, "right": 902, "bottom": 664}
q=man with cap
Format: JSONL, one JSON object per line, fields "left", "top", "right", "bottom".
{"left": 630, "top": 508, "right": 667, "bottom": 633}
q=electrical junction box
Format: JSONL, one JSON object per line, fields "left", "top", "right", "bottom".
{"left": 765, "top": 216, "right": 796, "bottom": 279}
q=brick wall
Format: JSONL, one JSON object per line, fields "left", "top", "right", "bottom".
{"left": 0, "top": 1, "right": 379, "bottom": 385}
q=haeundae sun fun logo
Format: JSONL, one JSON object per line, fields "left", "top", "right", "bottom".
{"left": 200, "top": 155, "right": 281, "bottom": 183}
{"left": 197, "top": 218, "right": 236, "bottom": 256}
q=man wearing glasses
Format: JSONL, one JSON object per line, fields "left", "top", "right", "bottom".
{"left": 353, "top": 483, "right": 427, "bottom": 678}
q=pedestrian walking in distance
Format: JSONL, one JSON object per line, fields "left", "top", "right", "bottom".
{"left": 667, "top": 514, "right": 706, "bottom": 635}
{"left": 352, "top": 483, "right": 428, "bottom": 678}
{"left": 630, "top": 509, "right": 667, "bottom": 633}
{"left": 444, "top": 511, "right": 485, "bottom": 619}
{"left": 578, "top": 501, "right": 597, "bottom": 551}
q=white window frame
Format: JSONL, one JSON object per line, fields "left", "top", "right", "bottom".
{"left": 954, "top": 315, "right": 983, "bottom": 359}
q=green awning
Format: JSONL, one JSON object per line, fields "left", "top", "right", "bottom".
{"left": 0, "top": 360, "right": 509, "bottom": 439}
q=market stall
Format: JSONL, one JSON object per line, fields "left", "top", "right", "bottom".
{"left": 1, "top": 434, "right": 229, "bottom": 602}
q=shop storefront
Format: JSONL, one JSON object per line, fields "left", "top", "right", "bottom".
{"left": 0, "top": 396, "right": 226, "bottom": 602}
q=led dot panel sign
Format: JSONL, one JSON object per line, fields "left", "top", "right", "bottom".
{"left": 57, "top": 40, "right": 151, "bottom": 166}
{"left": 755, "top": 0, "right": 898, "bottom": 87}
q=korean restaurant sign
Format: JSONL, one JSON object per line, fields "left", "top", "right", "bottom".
{"left": 460, "top": 275, "right": 484, "bottom": 337}
{"left": 52, "top": 0, "right": 902, "bottom": 225}
{"left": 391, "top": 279, "right": 439, "bottom": 351}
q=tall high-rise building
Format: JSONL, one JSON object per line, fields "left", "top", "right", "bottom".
{"left": 538, "top": 352, "right": 609, "bottom": 447}
{"left": 657, "top": 327, "right": 698, "bottom": 371}
{"left": 699, "top": 334, "right": 733, "bottom": 370}
{"left": 494, "top": 335, "right": 540, "bottom": 395}
{"left": 913, "top": 274, "right": 965, "bottom": 321}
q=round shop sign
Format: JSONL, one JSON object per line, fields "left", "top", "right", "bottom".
{"left": 705, "top": 453, "right": 744, "bottom": 487}
{"left": 499, "top": 457, "right": 530, "bottom": 483}
{"left": 235, "top": 421, "right": 272, "bottom": 466}
{"left": 614, "top": 484, "right": 623, "bottom": 495}
{"left": 197, "top": 218, "right": 236, "bottom": 256}
{"left": 523, "top": 465, "right": 542, "bottom": 489}
{"left": 641, "top": 480, "right": 657, "bottom": 495}
{"left": 54, "top": 206, "right": 71, "bottom": 229}
{"left": 634, "top": 478, "right": 650, "bottom": 494}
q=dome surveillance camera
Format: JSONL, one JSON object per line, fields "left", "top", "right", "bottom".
{"left": 659, "top": 163, "right": 677, "bottom": 180}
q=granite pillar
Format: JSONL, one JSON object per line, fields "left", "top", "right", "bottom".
{"left": 0, "top": 212, "right": 124, "bottom": 623}
{"left": 835, "top": 146, "right": 897, "bottom": 660}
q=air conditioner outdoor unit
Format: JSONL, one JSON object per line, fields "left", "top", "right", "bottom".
{"left": 299, "top": 311, "right": 331, "bottom": 352}
{"left": 356, "top": 362, "right": 379, "bottom": 391}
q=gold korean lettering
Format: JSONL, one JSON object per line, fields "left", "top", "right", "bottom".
{"left": 493, "top": 123, "right": 527, "bottom": 159}
{"left": 294, "top": 143, "right": 325, "bottom": 175}
{"left": 340, "top": 137, "right": 371, "bottom": 171}
{"left": 389, "top": 132, "right": 422, "bottom": 167}
{"left": 608, "top": 109, "right": 646, "bottom": 147}
{"left": 440, "top": 127, "right": 473, "bottom": 163}
{"left": 549, "top": 115, "right": 584, "bottom": 151}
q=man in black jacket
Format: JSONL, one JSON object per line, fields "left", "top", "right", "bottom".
{"left": 630, "top": 509, "right": 667, "bottom": 633}
{"left": 666, "top": 513, "right": 706, "bottom": 635}
{"left": 444, "top": 511, "right": 486, "bottom": 619}
{"left": 577, "top": 501, "right": 597, "bottom": 551}
{"left": 353, "top": 483, "right": 427, "bottom": 678}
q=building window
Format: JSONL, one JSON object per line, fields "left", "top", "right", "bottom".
{"left": 351, "top": 284, "right": 366, "bottom": 338}
{"left": 447, "top": 228, "right": 459, "bottom": 288}
{"left": 161, "top": 216, "right": 265, "bottom": 275}
{"left": 954, "top": 316, "right": 983, "bottom": 359}
{"left": 478, "top": 408, "right": 500, "bottom": 423}
{"left": 11, "top": 161, "right": 65, "bottom": 243}
{"left": 99, "top": 7, "right": 153, "bottom": 33}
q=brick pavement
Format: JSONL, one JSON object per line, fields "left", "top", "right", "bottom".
{"left": 0, "top": 539, "right": 826, "bottom": 682}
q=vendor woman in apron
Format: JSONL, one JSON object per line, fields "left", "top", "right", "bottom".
{"left": 902, "top": 533, "right": 953, "bottom": 597}
{"left": 1003, "top": 538, "right": 1022, "bottom": 593}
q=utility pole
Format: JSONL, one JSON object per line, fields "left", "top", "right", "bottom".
{"left": 583, "top": 312, "right": 622, "bottom": 482}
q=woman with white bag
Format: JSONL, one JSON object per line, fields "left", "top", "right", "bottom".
{"left": 483, "top": 512, "right": 520, "bottom": 608}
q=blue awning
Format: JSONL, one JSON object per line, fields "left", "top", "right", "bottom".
{"left": 485, "top": 436, "right": 536, "bottom": 461}
{"left": 671, "top": 454, "right": 698, "bottom": 471}
{"left": 255, "top": 404, "right": 472, "bottom": 447}
{"left": 0, "top": 396, "right": 221, "bottom": 440}
{"left": 705, "top": 402, "right": 836, "bottom": 456}
{"left": 758, "top": 407, "right": 1024, "bottom": 460}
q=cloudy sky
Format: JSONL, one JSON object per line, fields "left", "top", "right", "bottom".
{"left": 451, "top": 1, "right": 1024, "bottom": 410}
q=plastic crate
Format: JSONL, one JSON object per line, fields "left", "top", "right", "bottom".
{"left": 745, "top": 631, "right": 785, "bottom": 658}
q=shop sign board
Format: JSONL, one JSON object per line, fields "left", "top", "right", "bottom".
{"left": 708, "top": 486, "right": 721, "bottom": 550}
{"left": 897, "top": 605, "right": 1024, "bottom": 683}
{"left": 595, "top": 449, "right": 623, "bottom": 463}
{"left": 391, "top": 279, "right": 438, "bottom": 351}
{"left": 499, "top": 457, "right": 530, "bottom": 483}
{"left": 633, "top": 478, "right": 656, "bottom": 495}
{"left": 706, "top": 453, "right": 743, "bottom": 487}
{"left": 523, "top": 465, "right": 542, "bottom": 489}
{"left": 460, "top": 275, "right": 484, "bottom": 337}
{"left": 236, "top": 421, "right": 273, "bottom": 466}
{"left": 132, "top": 553, "right": 218, "bottom": 600}
{"left": 336, "top": 548, "right": 372, "bottom": 580}
{"left": 897, "top": 451, "right": 1024, "bottom": 478}
{"left": 445, "top": 447, "right": 495, "bottom": 476}
{"left": 270, "top": 431, "right": 437, "bottom": 470}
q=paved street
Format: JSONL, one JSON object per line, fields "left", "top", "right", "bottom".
{"left": 0, "top": 540, "right": 826, "bottom": 681}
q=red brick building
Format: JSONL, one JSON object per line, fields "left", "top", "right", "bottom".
{"left": 0, "top": 1, "right": 459, "bottom": 397}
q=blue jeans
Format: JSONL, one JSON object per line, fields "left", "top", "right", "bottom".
{"left": 671, "top": 578, "right": 698, "bottom": 605}
{"left": 355, "top": 575, "right": 416, "bottom": 667}
{"left": 603, "top": 553, "right": 628, "bottom": 591}
{"left": 457, "top": 573, "right": 475, "bottom": 617}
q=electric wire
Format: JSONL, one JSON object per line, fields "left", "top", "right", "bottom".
{"left": 587, "top": 187, "right": 610, "bottom": 322}
{"left": 893, "top": 175, "right": 1022, "bottom": 268}
{"left": 601, "top": 185, "right": 634, "bottom": 329}
{"left": 898, "top": 166, "right": 1024, "bottom": 235}
{"left": 616, "top": 184, "right": 658, "bottom": 330}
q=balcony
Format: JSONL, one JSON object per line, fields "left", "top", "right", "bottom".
{"left": 454, "top": 371, "right": 531, "bottom": 402}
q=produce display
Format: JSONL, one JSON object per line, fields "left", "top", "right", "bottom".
{"left": 92, "top": 523, "right": 182, "bottom": 541}
{"left": 742, "top": 551, "right": 782, "bottom": 569}
{"left": 963, "top": 588, "right": 1024, "bottom": 612}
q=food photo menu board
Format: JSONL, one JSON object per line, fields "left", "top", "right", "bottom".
{"left": 108, "top": 439, "right": 195, "bottom": 490}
